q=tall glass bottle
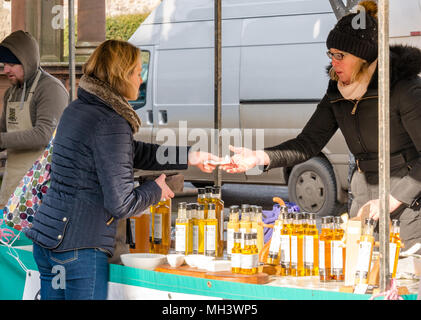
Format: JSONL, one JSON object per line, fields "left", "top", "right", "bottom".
{"left": 319, "top": 216, "right": 333, "bottom": 282}
{"left": 231, "top": 231, "right": 242, "bottom": 274}
{"left": 152, "top": 198, "right": 171, "bottom": 254}
{"left": 331, "top": 216, "right": 345, "bottom": 281}
{"left": 197, "top": 204, "right": 206, "bottom": 254}
{"left": 251, "top": 206, "right": 264, "bottom": 254}
{"left": 304, "top": 212, "right": 319, "bottom": 276}
{"left": 390, "top": 219, "right": 401, "bottom": 279}
{"left": 251, "top": 232, "right": 259, "bottom": 274}
{"left": 175, "top": 202, "right": 189, "bottom": 255}
{"left": 291, "top": 213, "right": 305, "bottom": 277}
{"left": 241, "top": 232, "right": 255, "bottom": 275}
{"left": 267, "top": 206, "right": 287, "bottom": 265}
{"left": 149, "top": 204, "right": 155, "bottom": 253}
{"left": 227, "top": 206, "right": 240, "bottom": 258}
{"left": 211, "top": 186, "right": 225, "bottom": 257}
{"left": 354, "top": 218, "right": 375, "bottom": 285}
{"left": 197, "top": 188, "right": 206, "bottom": 206}
{"left": 205, "top": 203, "right": 218, "bottom": 257}
{"left": 279, "top": 212, "right": 293, "bottom": 276}
{"left": 240, "top": 206, "right": 252, "bottom": 249}
{"left": 204, "top": 186, "right": 213, "bottom": 218}
{"left": 191, "top": 204, "right": 199, "bottom": 254}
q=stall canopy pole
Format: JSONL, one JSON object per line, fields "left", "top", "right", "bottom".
{"left": 378, "top": 0, "right": 391, "bottom": 292}
{"left": 68, "top": 0, "right": 76, "bottom": 102}
{"left": 214, "top": 0, "right": 222, "bottom": 188}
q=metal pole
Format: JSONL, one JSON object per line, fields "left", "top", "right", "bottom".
{"left": 214, "top": 0, "right": 222, "bottom": 188}
{"left": 68, "top": 0, "right": 76, "bottom": 102}
{"left": 378, "top": 0, "right": 390, "bottom": 292}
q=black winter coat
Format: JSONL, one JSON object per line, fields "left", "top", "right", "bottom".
{"left": 264, "top": 45, "right": 421, "bottom": 250}
{"left": 26, "top": 76, "right": 188, "bottom": 256}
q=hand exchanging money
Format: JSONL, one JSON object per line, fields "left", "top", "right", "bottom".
{"left": 220, "top": 145, "right": 270, "bottom": 173}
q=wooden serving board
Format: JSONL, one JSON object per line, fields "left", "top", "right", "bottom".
{"left": 155, "top": 264, "right": 270, "bottom": 284}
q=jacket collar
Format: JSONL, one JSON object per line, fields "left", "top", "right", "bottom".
{"left": 327, "top": 45, "right": 421, "bottom": 101}
{"left": 78, "top": 75, "right": 141, "bottom": 133}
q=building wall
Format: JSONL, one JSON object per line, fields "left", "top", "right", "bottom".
{"left": 0, "top": 0, "right": 11, "bottom": 42}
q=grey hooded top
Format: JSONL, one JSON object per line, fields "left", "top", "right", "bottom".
{"left": 0, "top": 30, "right": 69, "bottom": 150}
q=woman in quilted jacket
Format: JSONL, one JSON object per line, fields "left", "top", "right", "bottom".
{"left": 26, "top": 39, "right": 219, "bottom": 300}
{"left": 222, "top": 1, "right": 421, "bottom": 254}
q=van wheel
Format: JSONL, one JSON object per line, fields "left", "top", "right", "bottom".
{"left": 288, "top": 157, "right": 338, "bottom": 217}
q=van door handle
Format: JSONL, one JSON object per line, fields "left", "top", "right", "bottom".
{"left": 159, "top": 110, "right": 168, "bottom": 125}
{"left": 146, "top": 110, "right": 153, "bottom": 125}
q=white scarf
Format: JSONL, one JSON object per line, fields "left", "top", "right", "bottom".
{"left": 337, "top": 59, "right": 378, "bottom": 100}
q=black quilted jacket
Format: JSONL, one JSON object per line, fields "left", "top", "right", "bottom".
{"left": 26, "top": 86, "right": 188, "bottom": 256}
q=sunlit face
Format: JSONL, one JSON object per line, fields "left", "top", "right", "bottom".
{"left": 3, "top": 63, "right": 24, "bottom": 85}
{"left": 127, "top": 58, "right": 143, "bottom": 100}
{"left": 329, "top": 48, "right": 361, "bottom": 85}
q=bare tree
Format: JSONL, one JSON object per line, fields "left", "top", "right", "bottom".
{"left": 329, "top": 0, "right": 370, "bottom": 20}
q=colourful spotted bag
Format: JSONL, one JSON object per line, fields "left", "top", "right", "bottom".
{"left": 3, "top": 130, "right": 55, "bottom": 232}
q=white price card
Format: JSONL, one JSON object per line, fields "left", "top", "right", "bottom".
{"left": 354, "top": 284, "right": 369, "bottom": 295}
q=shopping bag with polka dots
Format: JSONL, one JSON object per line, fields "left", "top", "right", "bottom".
{"left": 2, "top": 130, "right": 56, "bottom": 232}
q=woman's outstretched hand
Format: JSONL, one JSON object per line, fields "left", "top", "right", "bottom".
{"left": 154, "top": 174, "right": 175, "bottom": 201}
{"left": 220, "top": 145, "right": 270, "bottom": 173}
{"left": 188, "top": 151, "right": 222, "bottom": 173}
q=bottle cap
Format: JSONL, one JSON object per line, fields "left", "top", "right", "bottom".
{"left": 205, "top": 186, "right": 213, "bottom": 194}
{"left": 197, "top": 204, "right": 205, "bottom": 211}
{"left": 365, "top": 218, "right": 375, "bottom": 225}
{"left": 307, "top": 212, "right": 316, "bottom": 220}
{"left": 212, "top": 186, "right": 221, "bottom": 194}
{"left": 279, "top": 205, "right": 289, "bottom": 214}
{"left": 178, "top": 202, "right": 187, "bottom": 210}
{"left": 334, "top": 216, "right": 342, "bottom": 224}
{"left": 230, "top": 205, "right": 240, "bottom": 213}
{"left": 294, "top": 213, "right": 304, "bottom": 220}
{"left": 392, "top": 219, "right": 400, "bottom": 227}
{"left": 197, "top": 188, "right": 205, "bottom": 195}
{"left": 321, "top": 216, "right": 332, "bottom": 224}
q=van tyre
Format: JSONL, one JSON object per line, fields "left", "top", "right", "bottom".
{"left": 288, "top": 156, "right": 338, "bottom": 217}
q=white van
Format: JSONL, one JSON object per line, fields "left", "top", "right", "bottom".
{"left": 129, "top": 0, "right": 421, "bottom": 216}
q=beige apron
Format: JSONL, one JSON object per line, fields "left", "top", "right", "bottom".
{"left": 0, "top": 71, "right": 44, "bottom": 206}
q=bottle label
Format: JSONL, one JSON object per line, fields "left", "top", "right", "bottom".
{"left": 130, "top": 219, "right": 136, "bottom": 242}
{"left": 280, "top": 234, "right": 291, "bottom": 267}
{"left": 268, "top": 225, "right": 282, "bottom": 256}
{"left": 206, "top": 225, "right": 216, "bottom": 251}
{"left": 319, "top": 241, "right": 325, "bottom": 271}
{"left": 240, "top": 227, "right": 246, "bottom": 248}
{"left": 175, "top": 224, "right": 187, "bottom": 253}
{"left": 193, "top": 225, "right": 199, "bottom": 252}
{"left": 304, "top": 235, "right": 314, "bottom": 268}
{"left": 227, "top": 228, "right": 235, "bottom": 255}
{"left": 154, "top": 213, "right": 162, "bottom": 244}
{"left": 355, "top": 241, "right": 372, "bottom": 274}
{"left": 231, "top": 253, "right": 241, "bottom": 268}
{"left": 390, "top": 242, "right": 397, "bottom": 274}
{"left": 291, "top": 235, "right": 298, "bottom": 268}
{"left": 241, "top": 254, "right": 256, "bottom": 269}
{"left": 331, "top": 240, "right": 343, "bottom": 270}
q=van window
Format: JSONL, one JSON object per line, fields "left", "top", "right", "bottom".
{"left": 129, "top": 50, "right": 150, "bottom": 110}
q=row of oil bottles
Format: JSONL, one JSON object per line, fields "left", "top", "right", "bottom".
{"left": 262, "top": 206, "right": 402, "bottom": 285}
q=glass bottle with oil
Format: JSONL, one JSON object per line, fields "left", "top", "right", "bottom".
{"left": 354, "top": 218, "right": 375, "bottom": 285}
{"left": 251, "top": 232, "right": 259, "bottom": 274}
{"left": 231, "top": 231, "right": 242, "bottom": 274}
{"left": 390, "top": 219, "right": 401, "bottom": 279}
{"left": 267, "top": 207, "right": 287, "bottom": 265}
{"left": 227, "top": 206, "right": 240, "bottom": 258}
{"left": 205, "top": 203, "right": 218, "bottom": 257}
{"left": 191, "top": 204, "right": 199, "bottom": 254}
{"left": 331, "top": 216, "right": 345, "bottom": 281}
{"left": 319, "top": 216, "right": 333, "bottom": 282}
{"left": 197, "top": 188, "right": 206, "bottom": 206}
{"left": 175, "top": 202, "right": 189, "bottom": 255}
{"left": 279, "top": 212, "right": 293, "bottom": 276}
{"left": 204, "top": 186, "right": 214, "bottom": 217}
{"left": 149, "top": 204, "right": 155, "bottom": 253}
{"left": 291, "top": 213, "right": 305, "bottom": 277}
{"left": 251, "top": 206, "right": 264, "bottom": 254}
{"left": 304, "top": 212, "right": 319, "bottom": 276}
{"left": 241, "top": 232, "right": 255, "bottom": 275}
{"left": 152, "top": 198, "right": 171, "bottom": 254}
{"left": 211, "top": 186, "right": 225, "bottom": 257}
{"left": 197, "top": 204, "right": 206, "bottom": 254}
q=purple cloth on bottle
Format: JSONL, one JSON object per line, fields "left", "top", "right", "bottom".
{"left": 263, "top": 202, "right": 300, "bottom": 243}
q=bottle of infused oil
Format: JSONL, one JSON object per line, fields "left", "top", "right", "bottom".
{"left": 319, "top": 216, "right": 333, "bottom": 282}
{"left": 211, "top": 186, "right": 225, "bottom": 257}
{"left": 151, "top": 198, "right": 171, "bottom": 254}
{"left": 251, "top": 206, "right": 264, "bottom": 254}
{"left": 304, "top": 212, "right": 319, "bottom": 276}
{"left": 331, "top": 216, "right": 345, "bottom": 281}
{"left": 251, "top": 232, "right": 259, "bottom": 274}
{"left": 149, "top": 204, "right": 155, "bottom": 253}
{"left": 267, "top": 206, "right": 287, "bottom": 265}
{"left": 354, "top": 218, "right": 375, "bottom": 285}
{"left": 197, "top": 204, "right": 206, "bottom": 254}
{"left": 291, "top": 213, "right": 305, "bottom": 277}
{"left": 239, "top": 206, "right": 252, "bottom": 249}
{"left": 205, "top": 203, "right": 218, "bottom": 257}
{"left": 175, "top": 202, "right": 189, "bottom": 255}
{"left": 204, "top": 186, "right": 214, "bottom": 217}
{"left": 279, "top": 212, "right": 293, "bottom": 276}
{"left": 389, "top": 219, "right": 401, "bottom": 279}
{"left": 231, "top": 231, "right": 242, "bottom": 274}
{"left": 241, "top": 232, "right": 258, "bottom": 275}
{"left": 197, "top": 188, "right": 206, "bottom": 207}
{"left": 227, "top": 206, "right": 240, "bottom": 258}
{"left": 191, "top": 204, "right": 199, "bottom": 254}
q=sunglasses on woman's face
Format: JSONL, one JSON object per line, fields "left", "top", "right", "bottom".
{"left": 326, "top": 51, "right": 348, "bottom": 61}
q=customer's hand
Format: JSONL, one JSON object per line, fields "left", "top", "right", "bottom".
{"left": 188, "top": 151, "right": 221, "bottom": 173}
{"left": 220, "top": 145, "right": 270, "bottom": 173}
{"left": 357, "top": 195, "right": 402, "bottom": 221}
{"left": 154, "top": 174, "right": 175, "bottom": 200}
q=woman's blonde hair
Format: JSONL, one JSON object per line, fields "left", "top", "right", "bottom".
{"left": 329, "top": 55, "right": 371, "bottom": 83}
{"left": 83, "top": 39, "right": 141, "bottom": 99}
